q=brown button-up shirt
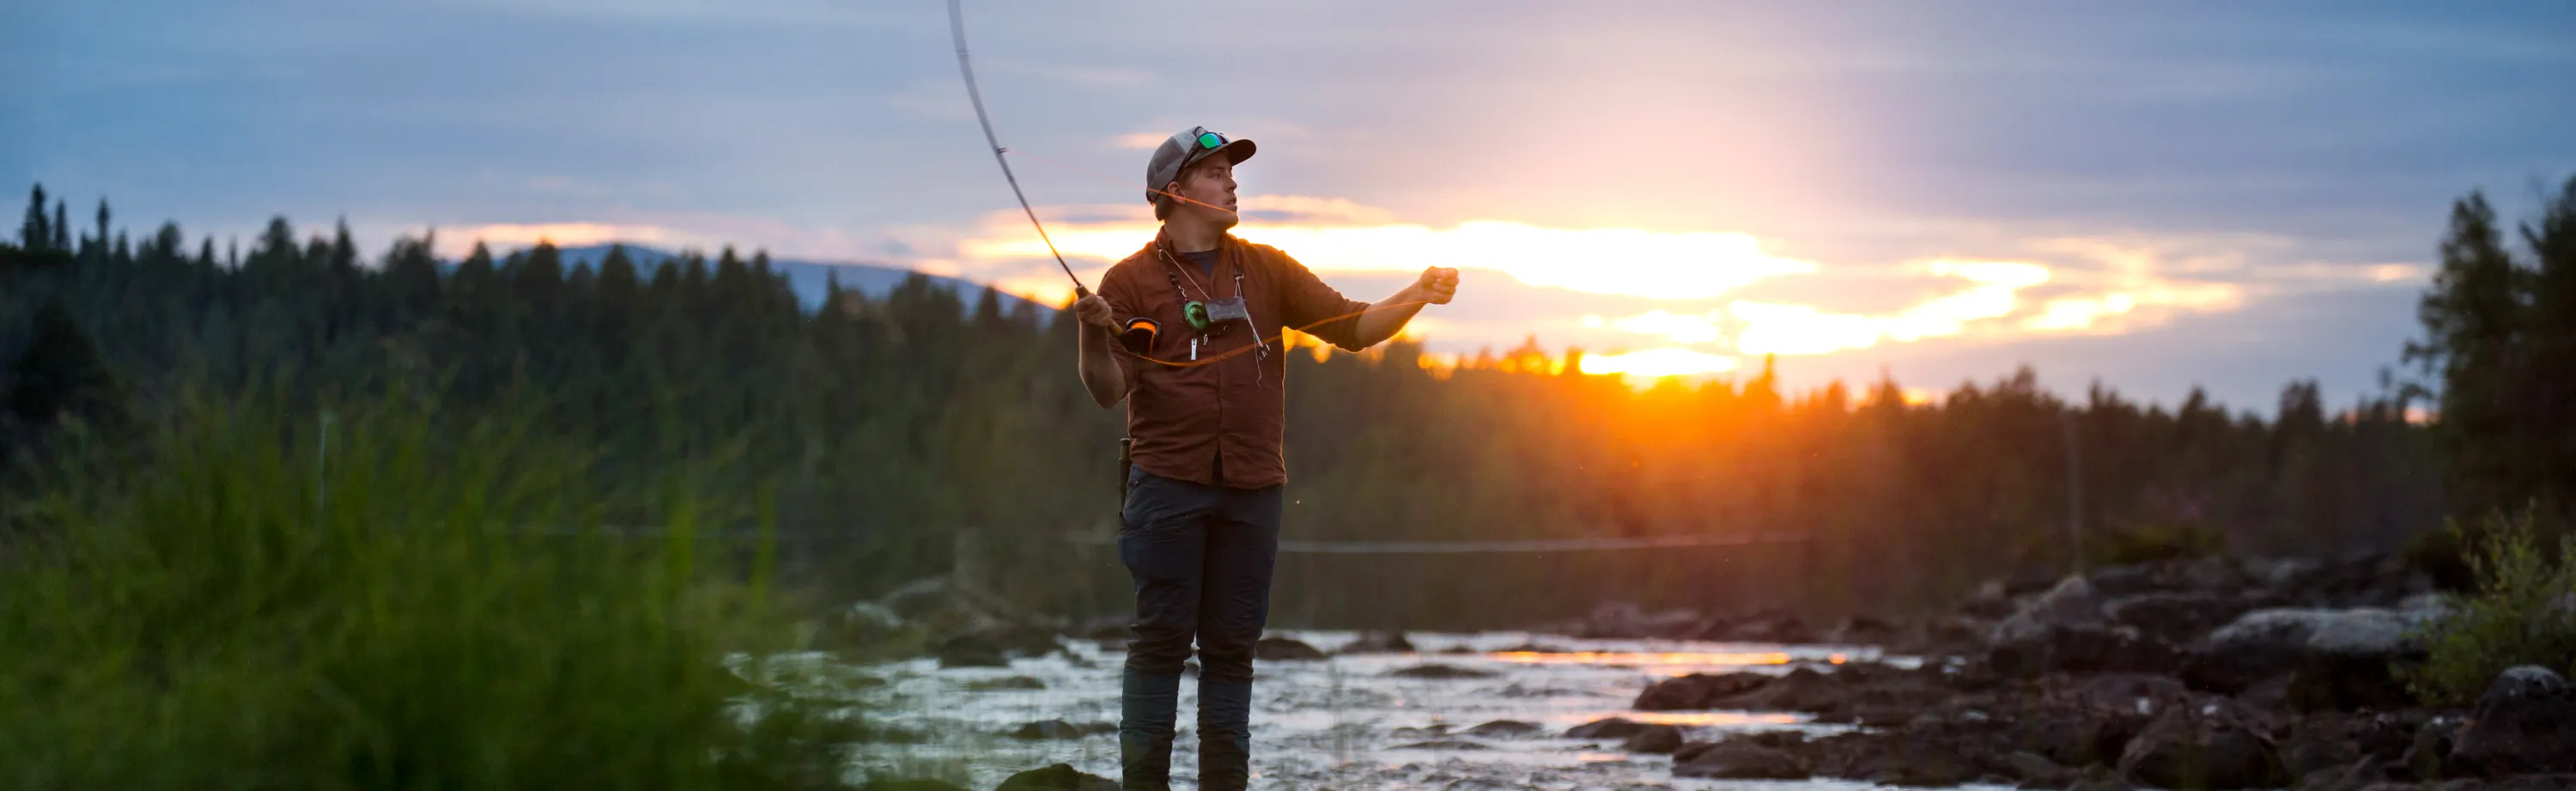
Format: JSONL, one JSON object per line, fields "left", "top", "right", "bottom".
{"left": 1099, "top": 231, "right": 1373, "bottom": 489}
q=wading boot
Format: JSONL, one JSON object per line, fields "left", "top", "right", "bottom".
{"left": 1119, "top": 669, "right": 1181, "bottom": 791}
{"left": 1197, "top": 678, "right": 1254, "bottom": 791}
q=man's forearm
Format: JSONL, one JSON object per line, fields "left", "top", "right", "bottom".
{"left": 1352, "top": 287, "right": 1430, "bottom": 348}
{"left": 1077, "top": 323, "right": 1129, "bottom": 407}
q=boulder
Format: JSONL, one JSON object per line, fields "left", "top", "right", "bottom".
{"left": 1254, "top": 636, "right": 1326, "bottom": 660}
{"left": 2451, "top": 666, "right": 2576, "bottom": 775}
{"left": 1622, "top": 723, "right": 1684, "bottom": 753}
{"left": 993, "top": 763, "right": 1119, "bottom": 791}
{"left": 964, "top": 675, "right": 1045, "bottom": 691}
{"left": 2005, "top": 751, "right": 2080, "bottom": 788}
{"left": 858, "top": 779, "right": 970, "bottom": 791}
{"left": 2117, "top": 697, "right": 2286, "bottom": 790}
{"left": 1985, "top": 698, "right": 2155, "bottom": 770}
{"left": 1464, "top": 719, "right": 1541, "bottom": 739}
{"left": 1983, "top": 577, "right": 2208, "bottom": 679}
{"left": 1709, "top": 666, "right": 1851, "bottom": 713}
{"left": 1672, "top": 740, "right": 1811, "bottom": 780}
{"left": 2406, "top": 715, "right": 2464, "bottom": 782}
{"left": 2051, "top": 672, "right": 2192, "bottom": 712}
{"left": 1866, "top": 758, "right": 1983, "bottom": 788}
{"left": 1723, "top": 607, "right": 1816, "bottom": 644}
{"left": 1827, "top": 613, "right": 1905, "bottom": 645}
{"left": 2288, "top": 759, "right": 2388, "bottom": 791}
{"left": 1987, "top": 624, "right": 2185, "bottom": 678}
{"left": 1961, "top": 579, "right": 2020, "bottom": 619}
{"left": 1564, "top": 716, "right": 1649, "bottom": 739}
{"left": 2087, "top": 563, "right": 2172, "bottom": 599}
{"left": 1387, "top": 663, "right": 1498, "bottom": 679}
{"left": 1810, "top": 724, "right": 1996, "bottom": 788}
{"left": 2181, "top": 608, "right": 2421, "bottom": 699}
{"left": 1007, "top": 719, "right": 1114, "bottom": 739}
{"left": 1337, "top": 630, "right": 1415, "bottom": 654}
{"left": 935, "top": 624, "right": 1061, "bottom": 669}
{"left": 2276, "top": 712, "right": 2420, "bottom": 778}
{"left": 1387, "top": 738, "right": 1489, "bottom": 751}
{"left": 1993, "top": 577, "right": 2107, "bottom": 645}
{"left": 1633, "top": 672, "right": 1773, "bottom": 710}
{"left": 2105, "top": 592, "right": 2279, "bottom": 644}
{"left": 935, "top": 637, "right": 1008, "bottom": 668}
{"left": 2285, "top": 651, "right": 2420, "bottom": 712}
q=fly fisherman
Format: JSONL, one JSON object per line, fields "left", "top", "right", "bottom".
{"left": 1070, "top": 126, "right": 1459, "bottom": 789}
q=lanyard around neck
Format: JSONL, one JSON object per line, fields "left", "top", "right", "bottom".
{"left": 1159, "top": 241, "right": 1239, "bottom": 302}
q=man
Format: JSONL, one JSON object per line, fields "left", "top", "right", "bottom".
{"left": 1070, "top": 126, "right": 1458, "bottom": 790}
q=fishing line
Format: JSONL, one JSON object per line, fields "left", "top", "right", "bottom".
{"left": 948, "top": 0, "right": 1086, "bottom": 298}
{"left": 1116, "top": 297, "right": 1443, "bottom": 369}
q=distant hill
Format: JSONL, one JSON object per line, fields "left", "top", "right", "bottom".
{"left": 536, "top": 244, "right": 1050, "bottom": 315}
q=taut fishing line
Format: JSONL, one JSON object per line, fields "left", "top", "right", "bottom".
{"left": 945, "top": 0, "right": 1444, "bottom": 368}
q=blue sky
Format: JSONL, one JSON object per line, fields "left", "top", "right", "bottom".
{"left": 6, "top": 1, "right": 2573, "bottom": 411}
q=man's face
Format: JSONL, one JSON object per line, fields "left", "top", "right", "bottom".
{"left": 1170, "top": 158, "right": 1238, "bottom": 230}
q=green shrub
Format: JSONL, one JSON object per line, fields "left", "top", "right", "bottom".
{"left": 0, "top": 390, "right": 849, "bottom": 790}
{"left": 2093, "top": 518, "right": 2227, "bottom": 566}
{"left": 2402, "top": 520, "right": 2479, "bottom": 592}
{"left": 2403, "top": 504, "right": 2576, "bottom": 705}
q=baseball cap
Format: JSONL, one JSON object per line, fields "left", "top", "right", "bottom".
{"left": 1145, "top": 126, "right": 1255, "bottom": 205}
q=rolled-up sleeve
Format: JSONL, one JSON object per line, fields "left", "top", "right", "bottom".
{"left": 1267, "top": 247, "right": 1374, "bottom": 351}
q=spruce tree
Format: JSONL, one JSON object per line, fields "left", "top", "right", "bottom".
{"left": 2406, "top": 192, "right": 2524, "bottom": 511}
{"left": 20, "top": 184, "right": 46, "bottom": 251}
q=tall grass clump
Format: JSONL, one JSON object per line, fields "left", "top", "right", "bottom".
{"left": 2404, "top": 503, "right": 2576, "bottom": 705}
{"left": 0, "top": 389, "right": 851, "bottom": 790}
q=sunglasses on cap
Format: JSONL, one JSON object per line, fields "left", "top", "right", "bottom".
{"left": 1172, "top": 127, "right": 1230, "bottom": 155}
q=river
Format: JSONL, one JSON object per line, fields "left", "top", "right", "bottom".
{"left": 755, "top": 630, "right": 2013, "bottom": 790}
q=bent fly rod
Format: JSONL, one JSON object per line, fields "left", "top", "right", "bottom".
{"left": 946, "top": 0, "right": 1088, "bottom": 300}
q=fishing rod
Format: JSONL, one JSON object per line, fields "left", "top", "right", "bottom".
{"left": 946, "top": 0, "right": 1087, "bottom": 299}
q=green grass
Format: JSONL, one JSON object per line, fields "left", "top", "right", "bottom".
{"left": 0, "top": 389, "right": 851, "bottom": 790}
{"left": 2404, "top": 503, "right": 2576, "bottom": 705}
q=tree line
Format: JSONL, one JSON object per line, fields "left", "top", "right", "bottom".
{"left": 7, "top": 179, "right": 2562, "bottom": 628}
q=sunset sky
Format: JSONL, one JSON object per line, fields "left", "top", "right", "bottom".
{"left": 7, "top": 1, "right": 2573, "bottom": 411}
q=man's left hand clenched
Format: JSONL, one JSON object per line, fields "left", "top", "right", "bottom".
{"left": 1414, "top": 266, "right": 1460, "bottom": 305}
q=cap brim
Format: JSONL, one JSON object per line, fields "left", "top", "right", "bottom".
{"left": 1188, "top": 137, "right": 1256, "bottom": 169}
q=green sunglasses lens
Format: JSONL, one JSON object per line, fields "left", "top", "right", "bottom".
{"left": 1197, "top": 131, "right": 1223, "bottom": 149}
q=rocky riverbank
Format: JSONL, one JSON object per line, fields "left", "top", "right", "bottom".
{"left": 1601, "top": 554, "right": 2575, "bottom": 789}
